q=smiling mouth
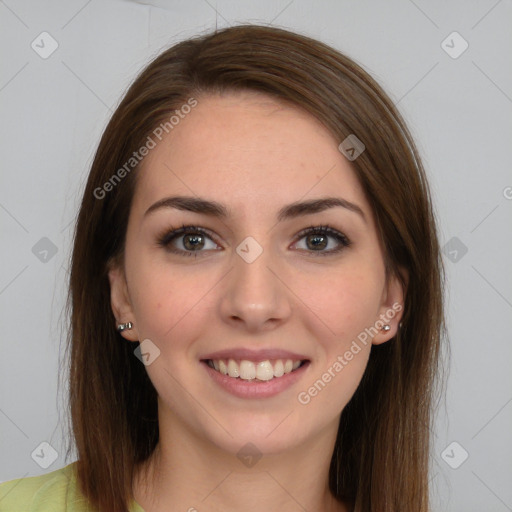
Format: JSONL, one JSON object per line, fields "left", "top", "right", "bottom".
{"left": 201, "top": 358, "right": 309, "bottom": 381}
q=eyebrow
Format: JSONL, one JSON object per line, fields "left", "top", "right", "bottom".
{"left": 143, "top": 195, "right": 367, "bottom": 224}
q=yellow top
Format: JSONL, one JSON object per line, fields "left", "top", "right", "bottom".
{"left": 0, "top": 462, "right": 145, "bottom": 512}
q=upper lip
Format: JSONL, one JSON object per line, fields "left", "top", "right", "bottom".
{"left": 200, "top": 348, "right": 310, "bottom": 362}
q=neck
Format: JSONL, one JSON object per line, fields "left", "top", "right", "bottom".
{"left": 132, "top": 410, "right": 352, "bottom": 512}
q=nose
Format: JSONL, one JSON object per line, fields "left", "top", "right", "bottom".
{"left": 219, "top": 241, "right": 292, "bottom": 333}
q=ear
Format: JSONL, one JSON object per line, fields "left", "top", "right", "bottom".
{"left": 107, "top": 260, "right": 140, "bottom": 342}
{"left": 372, "top": 266, "right": 408, "bottom": 346}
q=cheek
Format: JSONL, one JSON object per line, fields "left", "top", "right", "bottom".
{"left": 126, "top": 255, "right": 214, "bottom": 345}
{"left": 298, "top": 267, "right": 383, "bottom": 347}
{"left": 296, "top": 273, "right": 376, "bottom": 413}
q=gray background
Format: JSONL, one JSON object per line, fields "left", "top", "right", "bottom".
{"left": 1, "top": 1, "right": 511, "bottom": 511}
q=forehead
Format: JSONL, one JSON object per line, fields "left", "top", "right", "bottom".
{"left": 131, "top": 91, "right": 368, "bottom": 222}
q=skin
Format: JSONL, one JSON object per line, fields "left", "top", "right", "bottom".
{"left": 109, "top": 91, "right": 406, "bottom": 512}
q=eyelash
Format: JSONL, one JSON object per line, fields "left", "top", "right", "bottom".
{"left": 156, "top": 223, "right": 351, "bottom": 258}
{"left": 157, "top": 224, "right": 352, "bottom": 258}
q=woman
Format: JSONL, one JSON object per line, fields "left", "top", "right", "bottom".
{"left": 0, "top": 24, "right": 447, "bottom": 512}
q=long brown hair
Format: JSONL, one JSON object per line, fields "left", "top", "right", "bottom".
{"left": 63, "top": 23, "right": 448, "bottom": 511}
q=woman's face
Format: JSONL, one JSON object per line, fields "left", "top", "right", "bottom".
{"left": 109, "top": 91, "right": 405, "bottom": 456}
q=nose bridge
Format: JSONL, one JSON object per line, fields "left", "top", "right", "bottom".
{"left": 235, "top": 236, "right": 274, "bottom": 295}
{"left": 219, "top": 234, "right": 291, "bottom": 330}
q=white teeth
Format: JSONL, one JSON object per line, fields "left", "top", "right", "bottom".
{"left": 239, "top": 360, "right": 256, "bottom": 380}
{"left": 209, "top": 357, "right": 305, "bottom": 380}
{"left": 218, "top": 360, "right": 228, "bottom": 375}
{"left": 227, "top": 358, "right": 239, "bottom": 378}
{"left": 273, "top": 359, "right": 284, "bottom": 377}
{"left": 256, "top": 361, "right": 274, "bottom": 381}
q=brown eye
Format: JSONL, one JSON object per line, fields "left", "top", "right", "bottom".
{"left": 157, "top": 225, "right": 219, "bottom": 257}
{"left": 305, "top": 233, "right": 328, "bottom": 250}
{"left": 182, "top": 232, "right": 206, "bottom": 251}
{"left": 157, "top": 224, "right": 351, "bottom": 258}
{"left": 293, "top": 225, "right": 351, "bottom": 256}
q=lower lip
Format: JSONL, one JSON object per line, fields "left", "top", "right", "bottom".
{"left": 201, "top": 360, "right": 310, "bottom": 399}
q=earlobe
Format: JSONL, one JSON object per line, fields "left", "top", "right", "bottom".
{"left": 372, "top": 268, "right": 407, "bottom": 346}
{"left": 107, "top": 263, "right": 139, "bottom": 342}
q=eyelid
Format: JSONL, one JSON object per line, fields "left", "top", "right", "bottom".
{"left": 156, "top": 223, "right": 351, "bottom": 256}
{"left": 294, "top": 225, "right": 350, "bottom": 245}
{"left": 156, "top": 224, "right": 222, "bottom": 249}
{"left": 291, "top": 224, "right": 351, "bottom": 256}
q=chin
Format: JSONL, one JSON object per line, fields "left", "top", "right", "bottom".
{"left": 198, "top": 411, "right": 312, "bottom": 458}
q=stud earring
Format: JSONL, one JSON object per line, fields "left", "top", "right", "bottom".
{"left": 117, "top": 322, "right": 133, "bottom": 332}
{"left": 381, "top": 324, "right": 391, "bottom": 332}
